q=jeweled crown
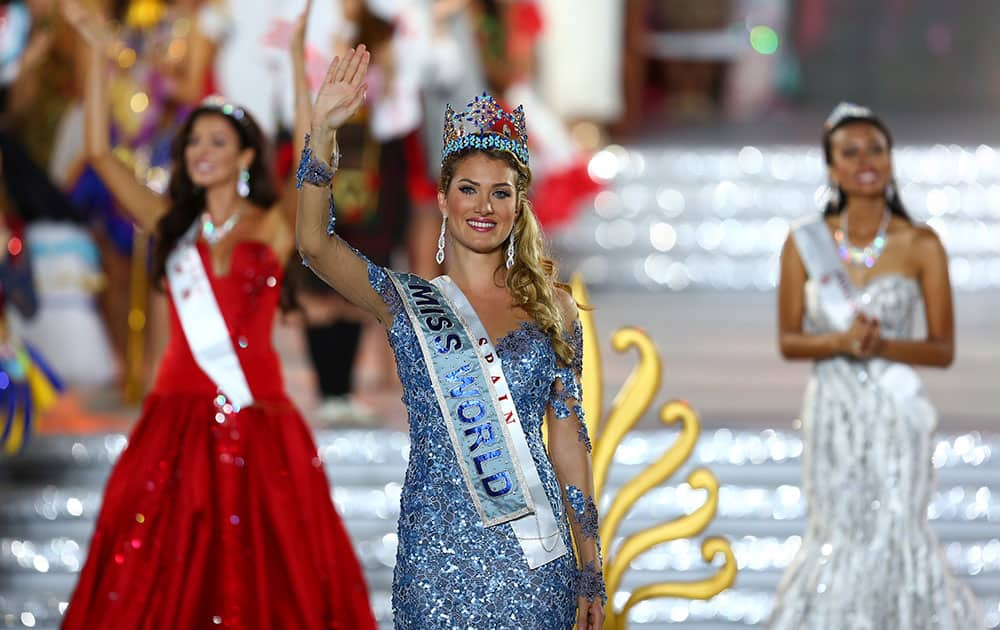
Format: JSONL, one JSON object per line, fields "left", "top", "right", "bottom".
{"left": 442, "top": 93, "right": 529, "bottom": 165}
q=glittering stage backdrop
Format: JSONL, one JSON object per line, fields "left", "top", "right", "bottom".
{"left": 558, "top": 142, "right": 1000, "bottom": 291}
{"left": 2, "top": 429, "right": 997, "bottom": 628}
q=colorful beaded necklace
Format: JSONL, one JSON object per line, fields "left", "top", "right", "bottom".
{"left": 834, "top": 207, "right": 890, "bottom": 268}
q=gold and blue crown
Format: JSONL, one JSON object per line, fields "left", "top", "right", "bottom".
{"left": 442, "top": 93, "right": 529, "bottom": 165}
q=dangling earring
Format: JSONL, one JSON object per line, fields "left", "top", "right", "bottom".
{"left": 436, "top": 216, "right": 447, "bottom": 265}
{"left": 237, "top": 168, "right": 250, "bottom": 198}
{"left": 506, "top": 232, "right": 516, "bottom": 269}
{"left": 828, "top": 181, "right": 841, "bottom": 207}
{"left": 885, "top": 181, "right": 896, "bottom": 202}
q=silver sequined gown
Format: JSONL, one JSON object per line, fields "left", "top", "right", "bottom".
{"left": 769, "top": 275, "right": 983, "bottom": 629}
{"left": 369, "top": 265, "right": 580, "bottom": 629}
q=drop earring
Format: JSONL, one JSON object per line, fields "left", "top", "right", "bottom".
{"left": 828, "top": 181, "right": 841, "bottom": 207}
{"left": 436, "top": 216, "right": 447, "bottom": 265}
{"left": 237, "top": 168, "right": 250, "bottom": 198}
{"left": 885, "top": 181, "right": 896, "bottom": 202}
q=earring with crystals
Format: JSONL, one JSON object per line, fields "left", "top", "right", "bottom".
{"left": 885, "top": 180, "right": 896, "bottom": 202}
{"left": 828, "top": 181, "right": 841, "bottom": 208}
{"left": 237, "top": 168, "right": 251, "bottom": 198}
{"left": 436, "top": 216, "right": 447, "bottom": 265}
{"left": 505, "top": 232, "right": 516, "bottom": 269}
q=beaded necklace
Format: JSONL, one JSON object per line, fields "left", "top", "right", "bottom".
{"left": 201, "top": 210, "right": 242, "bottom": 245}
{"left": 834, "top": 207, "right": 890, "bottom": 268}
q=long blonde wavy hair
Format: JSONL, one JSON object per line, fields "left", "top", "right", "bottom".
{"left": 439, "top": 148, "right": 576, "bottom": 366}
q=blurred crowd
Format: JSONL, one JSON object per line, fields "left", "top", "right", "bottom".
{"left": 0, "top": 0, "right": 632, "bottom": 423}
{"left": 0, "top": 0, "right": 790, "bottom": 424}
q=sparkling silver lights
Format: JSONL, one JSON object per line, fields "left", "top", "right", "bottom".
{"left": 1, "top": 429, "right": 997, "bottom": 627}
{"left": 567, "top": 144, "right": 1000, "bottom": 290}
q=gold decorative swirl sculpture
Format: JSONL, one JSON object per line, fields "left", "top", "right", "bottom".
{"left": 570, "top": 275, "right": 736, "bottom": 629}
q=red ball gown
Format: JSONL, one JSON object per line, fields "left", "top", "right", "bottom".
{"left": 63, "top": 241, "right": 376, "bottom": 629}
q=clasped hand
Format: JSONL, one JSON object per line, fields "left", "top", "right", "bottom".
{"left": 842, "top": 312, "right": 882, "bottom": 359}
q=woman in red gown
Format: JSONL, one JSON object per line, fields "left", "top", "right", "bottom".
{"left": 59, "top": 4, "right": 375, "bottom": 628}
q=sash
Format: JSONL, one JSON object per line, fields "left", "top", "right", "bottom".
{"left": 165, "top": 224, "right": 254, "bottom": 409}
{"left": 791, "top": 216, "right": 923, "bottom": 404}
{"left": 389, "top": 272, "right": 567, "bottom": 568}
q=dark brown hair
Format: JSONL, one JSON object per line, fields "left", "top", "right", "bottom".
{"left": 822, "top": 115, "right": 910, "bottom": 221}
{"left": 152, "top": 105, "right": 278, "bottom": 283}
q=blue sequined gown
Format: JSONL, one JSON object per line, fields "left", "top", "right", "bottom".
{"left": 369, "top": 264, "right": 580, "bottom": 629}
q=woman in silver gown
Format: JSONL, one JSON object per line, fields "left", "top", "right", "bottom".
{"left": 770, "top": 103, "right": 983, "bottom": 629}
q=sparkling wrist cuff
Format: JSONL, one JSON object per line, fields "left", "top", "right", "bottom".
{"left": 296, "top": 133, "right": 340, "bottom": 189}
{"left": 576, "top": 560, "right": 607, "bottom": 603}
{"left": 295, "top": 134, "right": 340, "bottom": 235}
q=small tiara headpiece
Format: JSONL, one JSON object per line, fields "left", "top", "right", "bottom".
{"left": 200, "top": 95, "right": 249, "bottom": 126}
{"left": 824, "top": 102, "right": 876, "bottom": 130}
{"left": 442, "top": 93, "right": 529, "bottom": 165}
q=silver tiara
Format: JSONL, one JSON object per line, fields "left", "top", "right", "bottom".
{"left": 200, "top": 95, "right": 249, "bottom": 126}
{"left": 824, "top": 102, "right": 875, "bottom": 130}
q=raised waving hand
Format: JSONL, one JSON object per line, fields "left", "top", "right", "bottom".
{"left": 295, "top": 45, "right": 389, "bottom": 324}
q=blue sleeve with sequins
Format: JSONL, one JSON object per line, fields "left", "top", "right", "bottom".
{"left": 366, "top": 260, "right": 404, "bottom": 319}
{"left": 550, "top": 321, "right": 591, "bottom": 451}
{"left": 548, "top": 318, "right": 606, "bottom": 604}
{"left": 565, "top": 480, "right": 605, "bottom": 604}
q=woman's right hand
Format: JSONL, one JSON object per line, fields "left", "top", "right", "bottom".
{"left": 842, "top": 313, "right": 880, "bottom": 358}
{"left": 310, "top": 45, "right": 370, "bottom": 134}
{"left": 60, "top": 0, "right": 114, "bottom": 50}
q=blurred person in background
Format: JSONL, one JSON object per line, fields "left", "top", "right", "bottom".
{"left": 0, "top": 143, "right": 65, "bottom": 455}
{"left": 533, "top": 0, "right": 623, "bottom": 132}
{"left": 771, "top": 102, "right": 983, "bottom": 629}
{"left": 292, "top": 0, "right": 453, "bottom": 422}
{"left": 0, "top": 0, "right": 115, "bottom": 390}
{"left": 289, "top": 0, "right": 414, "bottom": 423}
{"left": 59, "top": 3, "right": 375, "bottom": 625}
{"left": 56, "top": 0, "right": 217, "bottom": 392}
{"left": 197, "top": 0, "right": 344, "bottom": 139}
{"left": 622, "top": 0, "right": 734, "bottom": 129}
{"left": 411, "top": 0, "right": 485, "bottom": 279}
{"left": 467, "top": 0, "right": 599, "bottom": 230}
